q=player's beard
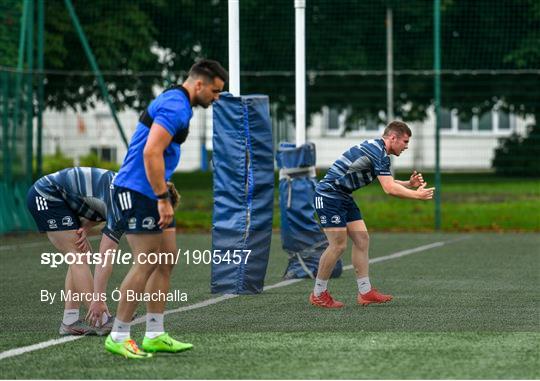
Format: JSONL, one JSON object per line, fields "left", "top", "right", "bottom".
{"left": 196, "top": 96, "right": 212, "bottom": 109}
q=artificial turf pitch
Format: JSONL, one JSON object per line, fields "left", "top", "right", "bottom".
{"left": 0, "top": 233, "right": 538, "bottom": 379}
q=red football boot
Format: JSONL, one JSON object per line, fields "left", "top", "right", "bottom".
{"left": 309, "top": 290, "right": 345, "bottom": 309}
{"left": 357, "top": 288, "right": 393, "bottom": 306}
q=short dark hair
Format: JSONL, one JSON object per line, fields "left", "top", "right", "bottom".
{"left": 188, "top": 59, "right": 228, "bottom": 83}
{"left": 383, "top": 121, "right": 412, "bottom": 137}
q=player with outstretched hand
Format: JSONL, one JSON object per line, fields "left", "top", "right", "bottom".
{"left": 310, "top": 121, "right": 434, "bottom": 308}
{"left": 104, "top": 59, "right": 227, "bottom": 359}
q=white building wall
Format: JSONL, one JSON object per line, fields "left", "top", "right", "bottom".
{"left": 307, "top": 107, "right": 533, "bottom": 171}
{"left": 41, "top": 102, "right": 533, "bottom": 172}
{"left": 41, "top": 103, "right": 211, "bottom": 172}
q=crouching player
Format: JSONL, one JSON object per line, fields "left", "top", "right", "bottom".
{"left": 310, "top": 121, "right": 435, "bottom": 308}
{"left": 27, "top": 167, "right": 123, "bottom": 335}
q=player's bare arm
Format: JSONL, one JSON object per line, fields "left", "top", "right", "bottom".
{"left": 378, "top": 175, "right": 434, "bottom": 200}
{"left": 143, "top": 124, "right": 174, "bottom": 228}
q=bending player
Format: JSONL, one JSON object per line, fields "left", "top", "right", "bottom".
{"left": 26, "top": 167, "right": 123, "bottom": 335}
{"left": 104, "top": 59, "right": 227, "bottom": 359}
{"left": 310, "top": 121, "right": 434, "bottom": 308}
{"left": 27, "top": 167, "right": 182, "bottom": 335}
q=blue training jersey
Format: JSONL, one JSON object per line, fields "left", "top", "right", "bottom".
{"left": 114, "top": 88, "right": 192, "bottom": 199}
{"left": 316, "top": 138, "right": 392, "bottom": 199}
{"left": 33, "top": 167, "right": 123, "bottom": 242}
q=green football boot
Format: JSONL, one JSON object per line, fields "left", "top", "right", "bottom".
{"left": 105, "top": 335, "right": 153, "bottom": 359}
{"left": 141, "top": 333, "right": 193, "bottom": 353}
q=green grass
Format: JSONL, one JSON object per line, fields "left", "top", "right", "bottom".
{"left": 171, "top": 172, "right": 540, "bottom": 232}
{"left": 0, "top": 232, "right": 538, "bottom": 378}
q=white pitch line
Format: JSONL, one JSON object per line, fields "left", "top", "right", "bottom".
{"left": 264, "top": 278, "right": 303, "bottom": 291}
{"left": 0, "top": 336, "right": 82, "bottom": 361}
{"left": 344, "top": 237, "right": 466, "bottom": 269}
{"left": 0, "top": 236, "right": 468, "bottom": 361}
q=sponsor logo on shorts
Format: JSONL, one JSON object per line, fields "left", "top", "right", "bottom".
{"left": 35, "top": 196, "right": 48, "bottom": 211}
{"left": 320, "top": 215, "right": 327, "bottom": 224}
{"left": 47, "top": 219, "right": 57, "bottom": 229}
{"left": 314, "top": 196, "right": 324, "bottom": 209}
{"left": 331, "top": 215, "right": 341, "bottom": 224}
{"left": 62, "top": 216, "right": 74, "bottom": 227}
{"left": 142, "top": 217, "right": 156, "bottom": 230}
{"left": 128, "top": 217, "right": 137, "bottom": 230}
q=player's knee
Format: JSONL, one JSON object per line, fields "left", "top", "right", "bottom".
{"left": 350, "top": 231, "right": 369, "bottom": 250}
{"left": 67, "top": 254, "right": 92, "bottom": 269}
{"left": 356, "top": 233, "right": 369, "bottom": 249}
{"left": 132, "top": 261, "right": 159, "bottom": 278}
{"left": 155, "top": 263, "right": 174, "bottom": 278}
{"left": 329, "top": 240, "right": 347, "bottom": 255}
{"left": 336, "top": 242, "right": 347, "bottom": 254}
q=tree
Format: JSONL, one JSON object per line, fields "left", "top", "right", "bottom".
{"left": 492, "top": 123, "right": 540, "bottom": 176}
{"left": 0, "top": 0, "right": 21, "bottom": 67}
{"left": 41, "top": 0, "right": 163, "bottom": 111}
{"left": 2, "top": 0, "right": 538, "bottom": 124}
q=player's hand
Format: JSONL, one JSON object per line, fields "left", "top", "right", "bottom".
{"left": 409, "top": 170, "right": 425, "bottom": 188}
{"left": 416, "top": 183, "right": 435, "bottom": 200}
{"left": 75, "top": 227, "right": 91, "bottom": 253}
{"left": 157, "top": 199, "right": 174, "bottom": 229}
{"left": 86, "top": 300, "right": 110, "bottom": 327}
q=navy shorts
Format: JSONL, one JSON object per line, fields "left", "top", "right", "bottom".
{"left": 26, "top": 186, "right": 80, "bottom": 232}
{"left": 313, "top": 192, "right": 362, "bottom": 228}
{"left": 112, "top": 186, "right": 175, "bottom": 234}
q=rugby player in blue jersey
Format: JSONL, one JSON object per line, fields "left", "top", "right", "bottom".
{"left": 310, "top": 121, "right": 434, "bottom": 308}
{"left": 104, "top": 59, "right": 227, "bottom": 359}
{"left": 27, "top": 167, "right": 123, "bottom": 335}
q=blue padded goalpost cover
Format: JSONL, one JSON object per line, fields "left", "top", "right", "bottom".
{"left": 211, "top": 93, "right": 274, "bottom": 294}
{"left": 276, "top": 143, "right": 342, "bottom": 279}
